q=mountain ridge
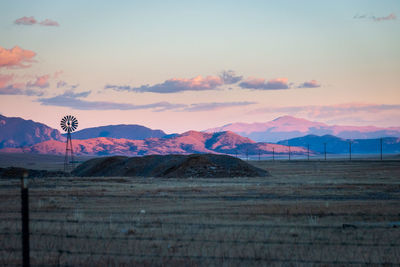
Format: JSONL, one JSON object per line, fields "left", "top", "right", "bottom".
{"left": 0, "top": 130, "right": 307, "bottom": 156}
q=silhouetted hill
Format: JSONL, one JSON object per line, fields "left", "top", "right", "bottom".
{"left": 73, "top": 154, "right": 270, "bottom": 178}
{"left": 206, "top": 116, "right": 400, "bottom": 142}
{"left": 1, "top": 130, "right": 308, "bottom": 156}
{"left": 277, "top": 135, "right": 400, "bottom": 154}
{"left": 70, "top": 124, "right": 166, "bottom": 140}
{"left": 0, "top": 114, "right": 63, "bottom": 149}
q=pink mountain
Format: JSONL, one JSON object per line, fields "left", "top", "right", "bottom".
{"left": 205, "top": 116, "right": 400, "bottom": 142}
{"left": 1, "top": 130, "right": 307, "bottom": 156}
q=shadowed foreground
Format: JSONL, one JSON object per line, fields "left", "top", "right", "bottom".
{"left": 0, "top": 160, "right": 399, "bottom": 266}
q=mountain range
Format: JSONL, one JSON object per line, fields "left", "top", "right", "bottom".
{"left": 1, "top": 131, "right": 307, "bottom": 156}
{"left": 0, "top": 114, "right": 399, "bottom": 156}
{"left": 206, "top": 116, "right": 400, "bottom": 142}
{"left": 277, "top": 135, "right": 400, "bottom": 154}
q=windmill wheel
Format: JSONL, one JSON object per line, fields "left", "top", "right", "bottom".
{"left": 60, "top": 115, "right": 78, "bottom": 133}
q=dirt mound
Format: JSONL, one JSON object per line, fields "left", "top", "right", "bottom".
{"left": 73, "top": 154, "right": 269, "bottom": 178}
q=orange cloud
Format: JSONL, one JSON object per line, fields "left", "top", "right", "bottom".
{"left": 0, "top": 46, "right": 36, "bottom": 68}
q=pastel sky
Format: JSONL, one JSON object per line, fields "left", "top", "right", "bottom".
{"left": 0, "top": 0, "right": 399, "bottom": 133}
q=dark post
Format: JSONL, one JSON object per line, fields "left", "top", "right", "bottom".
{"left": 21, "top": 172, "right": 29, "bottom": 267}
{"left": 246, "top": 149, "right": 248, "bottom": 161}
{"left": 324, "top": 143, "right": 327, "bottom": 161}
{"left": 258, "top": 150, "right": 260, "bottom": 161}
{"left": 307, "top": 144, "right": 310, "bottom": 160}
{"left": 380, "top": 137, "right": 383, "bottom": 160}
{"left": 349, "top": 141, "right": 352, "bottom": 161}
{"left": 288, "top": 146, "right": 291, "bottom": 160}
{"left": 272, "top": 147, "right": 275, "bottom": 161}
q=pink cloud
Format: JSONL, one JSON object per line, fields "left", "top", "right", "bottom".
{"left": 39, "top": 19, "right": 60, "bottom": 26}
{"left": 298, "top": 80, "right": 321, "bottom": 88}
{"left": 106, "top": 75, "right": 224, "bottom": 93}
{"left": 239, "top": 77, "right": 290, "bottom": 90}
{"left": 0, "top": 74, "right": 44, "bottom": 96}
{"left": 0, "top": 46, "right": 36, "bottom": 68}
{"left": 28, "top": 74, "right": 50, "bottom": 88}
{"left": 14, "top": 16, "right": 37, "bottom": 25}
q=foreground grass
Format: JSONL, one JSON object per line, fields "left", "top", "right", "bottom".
{"left": 1, "top": 160, "right": 399, "bottom": 266}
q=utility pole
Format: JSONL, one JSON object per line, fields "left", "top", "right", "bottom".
{"left": 324, "top": 142, "right": 327, "bottom": 161}
{"left": 349, "top": 140, "right": 353, "bottom": 161}
{"left": 380, "top": 137, "right": 383, "bottom": 161}
{"left": 21, "top": 172, "right": 29, "bottom": 267}
{"left": 272, "top": 147, "right": 275, "bottom": 161}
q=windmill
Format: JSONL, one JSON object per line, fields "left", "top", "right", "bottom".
{"left": 60, "top": 115, "right": 78, "bottom": 172}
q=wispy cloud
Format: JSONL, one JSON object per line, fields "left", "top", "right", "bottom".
{"left": 27, "top": 74, "right": 50, "bottom": 89}
{"left": 0, "top": 46, "right": 36, "bottom": 68}
{"left": 0, "top": 74, "right": 44, "bottom": 96}
{"left": 354, "top": 13, "right": 396, "bottom": 22}
{"left": 298, "top": 80, "right": 321, "bottom": 88}
{"left": 182, "top": 101, "right": 256, "bottom": 112}
{"left": 37, "top": 89, "right": 256, "bottom": 112}
{"left": 14, "top": 16, "right": 37, "bottom": 25}
{"left": 239, "top": 77, "right": 290, "bottom": 90}
{"left": 106, "top": 75, "right": 224, "bottom": 93}
{"left": 37, "top": 90, "right": 186, "bottom": 111}
{"left": 56, "top": 80, "right": 79, "bottom": 90}
{"left": 39, "top": 19, "right": 59, "bottom": 26}
{"left": 14, "top": 16, "right": 60, "bottom": 26}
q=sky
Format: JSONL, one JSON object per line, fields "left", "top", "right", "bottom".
{"left": 0, "top": 0, "right": 399, "bottom": 133}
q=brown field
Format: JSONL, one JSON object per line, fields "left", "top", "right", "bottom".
{"left": 1, "top": 158, "right": 400, "bottom": 266}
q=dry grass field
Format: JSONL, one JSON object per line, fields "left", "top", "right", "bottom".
{"left": 1, "top": 159, "right": 400, "bottom": 266}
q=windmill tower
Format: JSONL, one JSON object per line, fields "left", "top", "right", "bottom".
{"left": 60, "top": 115, "right": 78, "bottom": 172}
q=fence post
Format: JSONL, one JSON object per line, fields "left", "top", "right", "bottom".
{"left": 21, "top": 172, "right": 30, "bottom": 267}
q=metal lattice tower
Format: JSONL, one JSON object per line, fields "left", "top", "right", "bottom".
{"left": 60, "top": 115, "right": 78, "bottom": 172}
